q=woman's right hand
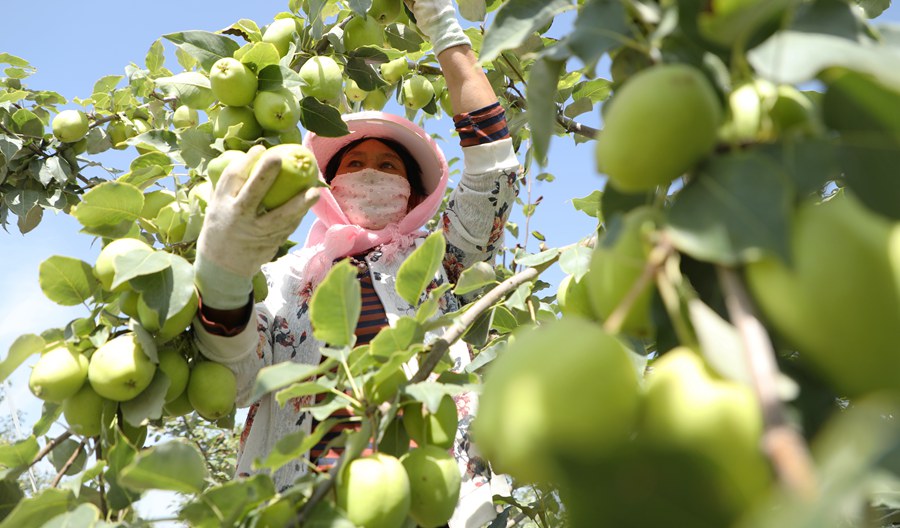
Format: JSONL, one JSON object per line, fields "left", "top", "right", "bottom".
{"left": 194, "top": 145, "right": 319, "bottom": 309}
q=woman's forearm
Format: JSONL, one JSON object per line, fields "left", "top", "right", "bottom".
{"left": 437, "top": 45, "right": 497, "bottom": 115}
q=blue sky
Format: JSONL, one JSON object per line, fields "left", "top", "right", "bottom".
{"left": 2, "top": 0, "right": 899, "bottom": 518}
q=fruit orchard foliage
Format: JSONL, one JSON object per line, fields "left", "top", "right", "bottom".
{"left": 1, "top": 0, "right": 900, "bottom": 527}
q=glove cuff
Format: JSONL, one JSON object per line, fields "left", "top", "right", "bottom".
{"left": 194, "top": 252, "right": 254, "bottom": 310}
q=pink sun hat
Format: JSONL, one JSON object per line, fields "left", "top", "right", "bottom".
{"left": 302, "top": 111, "right": 448, "bottom": 195}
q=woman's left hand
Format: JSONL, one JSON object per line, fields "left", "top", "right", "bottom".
{"left": 405, "top": 0, "right": 470, "bottom": 56}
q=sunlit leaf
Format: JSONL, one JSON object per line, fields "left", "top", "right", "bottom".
{"left": 396, "top": 232, "right": 446, "bottom": 305}
{"left": 38, "top": 256, "right": 97, "bottom": 306}
{"left": 119, "top": 440, "right": 208, "bottom": 494}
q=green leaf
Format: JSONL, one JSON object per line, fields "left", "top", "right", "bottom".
{"left": 385, "top": 23, "right": 425, "bottom": 52}
{"left": 415, "top": 283, "right": 453, "bottom": 323}
{"left": 0, "top": 53, "right": 30, "bottom": 68}
{"left": 559, "top": 245, "right": 593, "bottom": 279}
{"left": 563, "top": 0, "right": 631, "bottom": 70}
{"left": 0, "top": 488, "right": 74, "bottom": 528}
{"left": 163, "top": 30, "right": 241, "bottom": 72}
{"left": 345, "top": 48, "right": 389, "bottom": 91}
{"left": 514, "top": 247, "right": 559, "bottom": 267}
{"left": 572, "top": 190, "right": 603, "bottom": 219}
{"left": 750, "top": 30, "right": 900, "bottom": 90}
{"left": 38, "top": 256, "right": 97, "bottom": 306}
{"left": 34, "top": 156, "right": 71, "bottom": 186}
{"left": 573, "top": 78, "right": 612, "bottom": 103}
{"left": 12, "top": 108, "right": 43, "bottom": 137}
{"left": 370, "top": 317, "right": 424, "bottom": 359}
{"left": 178, "top": 128, "right": 217, "bottom": 169}
{"left": 275, "top": 381, "right": 332, "bottom": 407}
{"left": 0, "top": 479, "right": 24, "bottom": 523}
{"left": 480, "top": 0, "right": 573, "bottom": 63}
{"left": 131, "top": 254, "right": 195, "bottom": 330}
{"left": 251, "top": 362, "right": 331, "bottom": 403}
{"left": 40, "top": 503, "right": 101, "bottom": 528}
{"left": 31, "top": 402, "right": 61, "bottom": 438}
{"left": 92, "top": 75, "right": 123, "bottom": 94}
{"left": 504, "top": 282, "right": 533, "bottom": 311}
{"left": 180, "top": 474, "right": 275, "bottom": 527}
{"left": 0, "top": 436, "right": 37, "bottom": 470}
{"left": 109, "top": 246, "right": 170, "bottom": 291}
{"left": 755, "top": 138, "right": 840, "bottom": 199}
{"left": 119, "top": 369, "right": 169, "bottom": 426}
{"left": 126, "top": 128, "right": 179, "bottom": 154}
{"left": 72, "top": 181, "right": 144, "bottom": 228}
{"left": 299, "top": 97, "right": 350, "bottom": 137}
{"left": 234, "top": 42, "right": 282, "bottom": 72}
{"left": 666, "top": 152, "right": 792, "bottom": 265}
{"left": 823, "top": 69, "right": 900, "bottom": 219}
{"left": 396, "top": 232, "right": 446, "bottom": 305}
{"left": 601, "top": 185, "right": 654, "bottom": 220}
{"left": 526, "top": 58, "right": 564, "bottom": 164}
{"left": 0, "top": 334, "right": 44, "bottom": 383}
{"left": 403, "top": 382, "right": 471, "bottom": 413}
{"left": 119, "top": 440, "right": 208, "bottom": 494}
{"left": 145, "top": 39, "right": 165, "bottom": 73}
{"left": 564, "top": 97, "right": 594, "bottom": 118}
{"left": 254, "top": 418, "right": 340, "bottom": 472}
{"left": 856, "top": 0, "right": 890, "bottom": 17}
{"left": 454, "top": 261, "right": 497, "bottom": 295}
{"left": 459, "top": 0, "right": 487, "bottom": 21}
{"left": 257, "top": 64, "right": 304, "bottom": 92}
{"left": 103, "top": 430, "right": 140, "bottom": 510}
{"left": 310, "top": 260, "right": 361, "bottom": 347}
{"left": 153, "top": 72, "right": 215, "bottom": 110}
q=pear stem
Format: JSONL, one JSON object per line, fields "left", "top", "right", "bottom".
{"left": 717, "top": 266, "right": 818, "bottom": 501}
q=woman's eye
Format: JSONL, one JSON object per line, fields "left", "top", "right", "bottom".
{"left": 380, "top": 162, "right": 396, "bottom": 170}
{"left": 347, "top": 160, "right": 362, "bottom": 167}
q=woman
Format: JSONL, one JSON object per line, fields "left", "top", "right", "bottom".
{"left": 191, "top": 0, "right": 520, "bottom": 525}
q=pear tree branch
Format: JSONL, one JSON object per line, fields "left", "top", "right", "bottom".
{"left": 411, "top": 238, "right": 596, "bottom": 384}
{"left": 717, "top": 266, "right": 818, "bottom": 500}
{"left": 50, "top": 439, "right": 86, "bottom": 488}
{"left": 28, "top": 431, "right": 72, "bottom": 469}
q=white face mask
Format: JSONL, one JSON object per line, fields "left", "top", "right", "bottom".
{"left": 331, "top": 169, "right": 412, "bottom": 230}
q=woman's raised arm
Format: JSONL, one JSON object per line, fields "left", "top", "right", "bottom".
{"left": 405, "top": 0, "right": 497, "bottom": 115}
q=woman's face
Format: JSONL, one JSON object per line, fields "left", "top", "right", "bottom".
{"left": 334, "top": 139, "right": 408, "bottom": 179}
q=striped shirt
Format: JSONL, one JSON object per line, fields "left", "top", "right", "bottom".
{"left": 309, "top": 257, "right": 387, "bottom": 470}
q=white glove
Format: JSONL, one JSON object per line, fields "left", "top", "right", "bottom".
{"left": 405, "top": 0, "right": 471, "bottom": 57}
{"left": 195, "top": 145, "right": 319, "bottom": 309}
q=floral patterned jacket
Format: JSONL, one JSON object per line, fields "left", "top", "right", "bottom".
{"left": 193, "top": 138, "right": 520, "bottom": 527}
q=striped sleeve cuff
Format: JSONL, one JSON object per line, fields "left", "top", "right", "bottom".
{"left": 453, "top": 102, "right": 510, "bottom": 147}
{"left": 196, "top": 293, "right": 254, "bottom": 337}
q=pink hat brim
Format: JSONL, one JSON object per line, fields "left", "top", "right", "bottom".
{"left": 302, "top": 111, "right": 448, "bottom": 195}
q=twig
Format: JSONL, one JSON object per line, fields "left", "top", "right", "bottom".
{"left": 410, "top": 266, "right": 540, "bottom": 384}
{"left": 50, "top": 439, "right": 86, "bottom": 488}
{"left": 717, "top": 266, "right": 818, "bottom": 501}
{"left": 556, "top": 113, "right": 600, "bottom": 140}
{"left": 294, "top": 457, "right": 345, "bottom": 526}
{"left": 313, "top": 17, "right": 352, "bottom": 55}
{"left": 603, "top": 239, "right": 673, "bottom": 335}
{"left": 180, "top": 415, "right": 219, "bottom": 478}
{"left": 29, "top": 431, "right": 72, "bottom": 469}
{"left": 88, "top": 113, "right": 122, "bottom": 128}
